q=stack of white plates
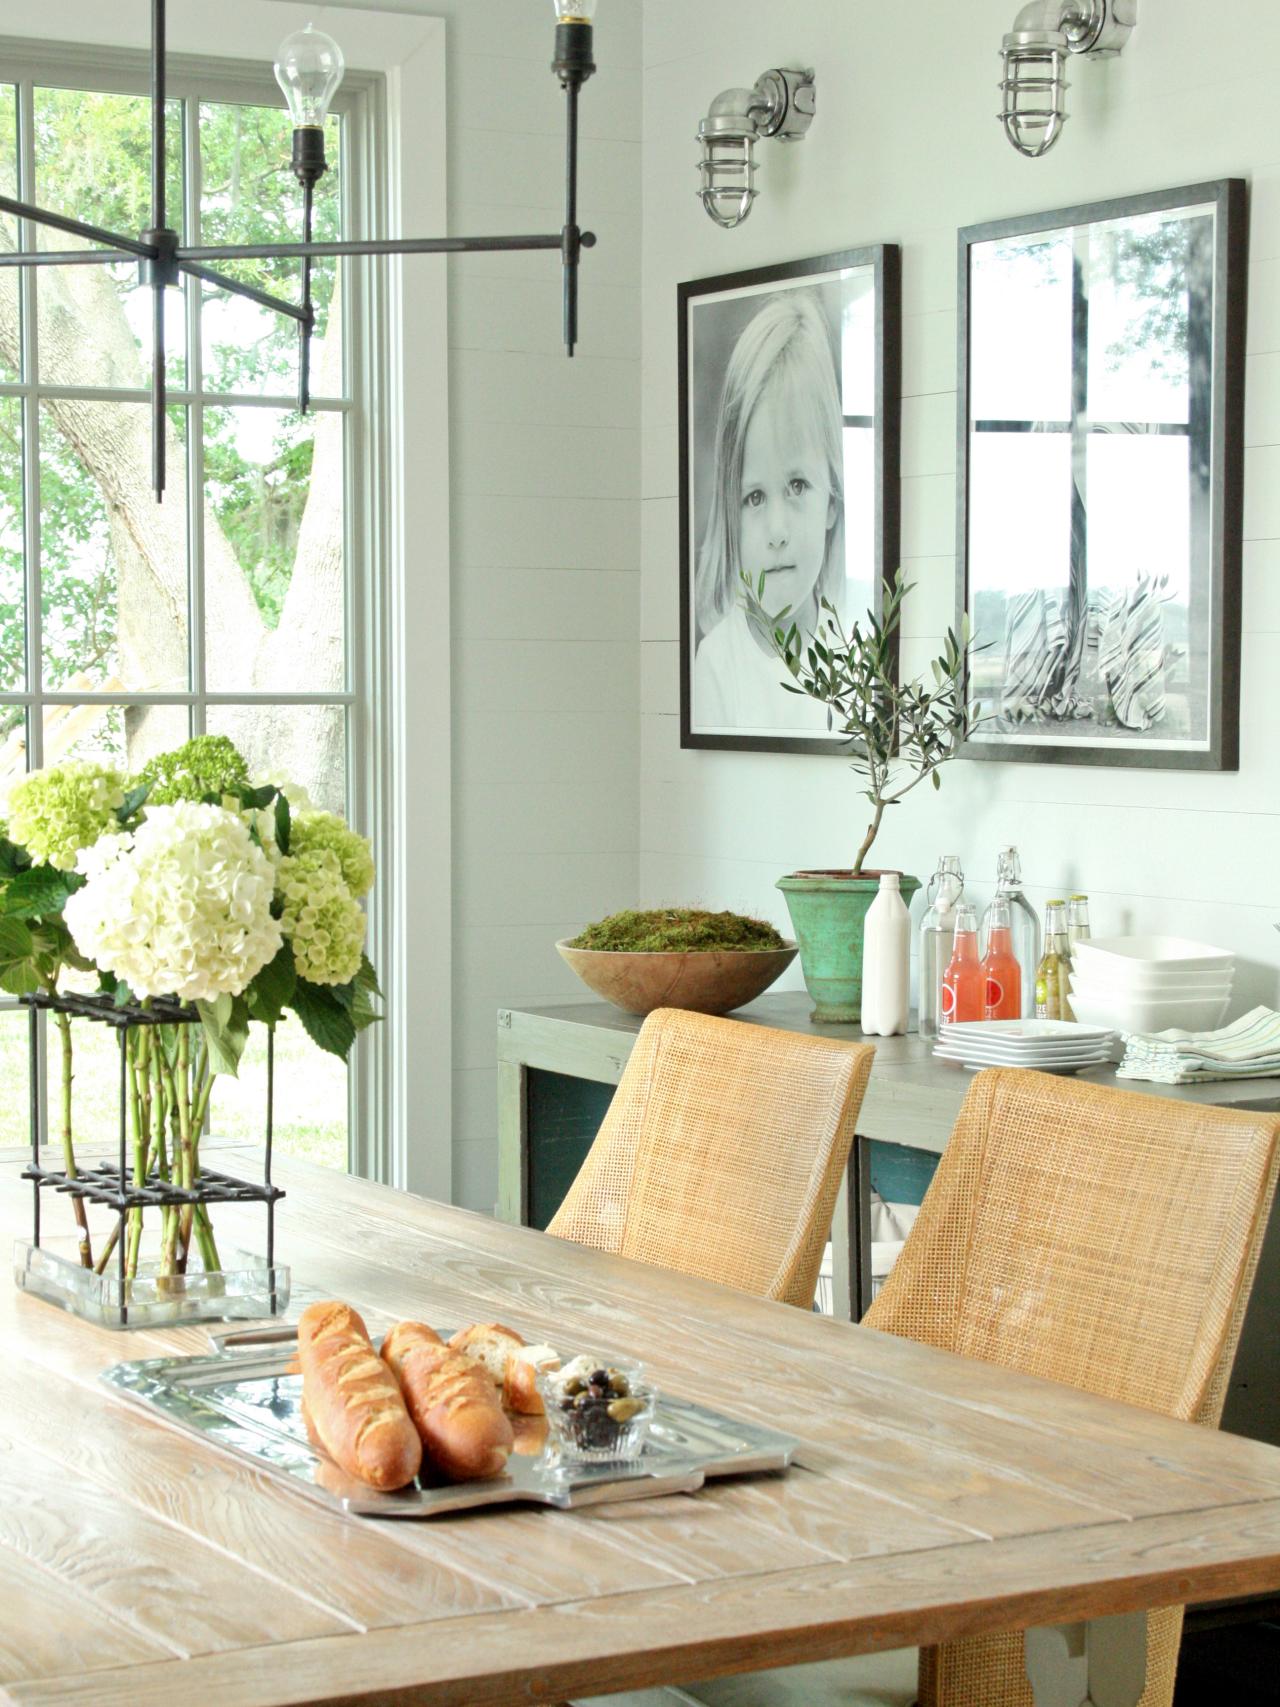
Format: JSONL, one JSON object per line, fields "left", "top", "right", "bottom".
{"left": 1068, "top": 935, "right": 1234, "bottom": 1035}
{"left": 934, "top": 1019, "right": 1118, "bottom": 1073}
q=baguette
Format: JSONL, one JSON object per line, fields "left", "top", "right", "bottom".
{"left": 503, "top": 1343, "right": 561, "bottom": 1415}
{"left": 448, "top": 1322, "right": 559, "bottom": 1415}
{"left": 383, "top": 1321, "right": 514, "bottom": 1482}
{"left": 448, "top": 1321, "right": 527, "bottom": 1383}
{"left": 298, "top": 1301, "right": 422, "bottom": 1491}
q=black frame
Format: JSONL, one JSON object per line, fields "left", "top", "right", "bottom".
{"left": 956, "top": 179, "right": 1247, "bottom": 771}
{"left": 679, "top": 245, "right": 902, "bottom": 754}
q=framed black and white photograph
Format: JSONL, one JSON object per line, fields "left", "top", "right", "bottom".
{"left": 679, "top": 246, "right": 901, "bottom": 753}
{"left": 958, "top": 179, "right": 1246, "bottom": 770}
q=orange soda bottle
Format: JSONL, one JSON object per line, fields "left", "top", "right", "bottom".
{"left": 981, "top": 895, "right": 1022, "bottom": 1020}
{"left": 941, "top": 903, "right": 983, "bottom": 1026}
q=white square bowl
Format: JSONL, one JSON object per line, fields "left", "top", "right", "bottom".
{"left": 1068, "top": 988, "right": 1231, "bottom": 1035}
{"left": 1070, "top": 935, "right": 1235, "bottom": 982}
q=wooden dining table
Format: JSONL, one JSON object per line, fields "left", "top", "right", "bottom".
{"left": 5, "top": 1142, "right": 1280, "bottom": 1707}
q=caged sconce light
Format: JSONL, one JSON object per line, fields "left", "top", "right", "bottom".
{"left": 696, "top": 69, "right": 815, "bottom": 229}
{"left": 999, "top": 0, "right": 1137, "bottom": 158}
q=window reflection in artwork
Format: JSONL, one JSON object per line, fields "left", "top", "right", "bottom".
{"left": 961, "top": 187, "right": 1240, "bottom": 769}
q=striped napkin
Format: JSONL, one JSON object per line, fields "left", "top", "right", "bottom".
{"left": 1116, "top": 1007, "right": 1280, "bottom": 1085}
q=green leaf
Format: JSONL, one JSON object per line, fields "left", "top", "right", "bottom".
{"left": 245, "top": 939, "right": 296, "bottom": 1027}
{"left": 289, "top": 978, "right": 357, "bottom": 1062}
{"left": 116, "top": 782, "right": 151, "bottom": 822}
{"left": 274, "top": 791, "right": 291, "bottom": 856}
{"left": 0, "top": 837, "right": 31, "bottom": 879}
{"left": 356, "top": 954, "right": 382, "bottom": 999}
{"left": 1, "top": 865, "right": 82, "bottom": 921}
{"left": 232, "top": 783, "right": 278, "bottom": 811}
{"left": 197, "top": 994, "right": 251, "bottom": 1077}
{"left": 0, "top": 916, "right": 38, "bottom": 995}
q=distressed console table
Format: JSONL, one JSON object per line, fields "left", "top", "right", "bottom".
{"left": 495, "top": 994, "right": 1280, "bottom": 1337}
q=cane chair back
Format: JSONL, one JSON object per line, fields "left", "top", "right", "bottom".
{"left": 547, "top": 1007, "right": 874, "bottom": 1309}
{"left": 863, "top": 1067, "right": 1280, "bottom": 1707}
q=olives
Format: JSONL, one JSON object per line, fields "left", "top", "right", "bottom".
{"left": 547, "top": 1356, "right": 647, "bottom": 1455}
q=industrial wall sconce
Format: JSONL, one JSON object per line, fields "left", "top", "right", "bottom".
{"left": 696, "top": 68, "right": 815, "bottom": 229}
{"left": 999, "top": 0, "right": 1136, "bottom": 158}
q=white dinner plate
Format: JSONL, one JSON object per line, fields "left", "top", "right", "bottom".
{"left": 934, "top": 1049, "right": 1114, "bottom": 1070}
{"left": 940, "top": 1019, "right": 1115, "bottom": 1043}
{"left": 934, "top": 1042, "right": 1114, "bottom": 1064}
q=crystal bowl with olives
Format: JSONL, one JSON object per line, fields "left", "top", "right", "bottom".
{"left": 538, "top": 1354, "right": 655, "bottom": 1464}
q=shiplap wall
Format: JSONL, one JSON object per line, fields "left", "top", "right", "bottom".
{"left": 441, "top": 0, "right": 642, "bottom": 1210}
{"left": 314, "top": 0, "right": 642, "bottom": 1209}
{"left": 639, "top": 0, "right": 1280, "bottom": 1018}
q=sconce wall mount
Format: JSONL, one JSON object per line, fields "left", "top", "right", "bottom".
{"left": 1000, "top": 0, "right": 1137, "bottom": 158}
{"left": 697, "top": 68, "right": 815, "bottom": 229}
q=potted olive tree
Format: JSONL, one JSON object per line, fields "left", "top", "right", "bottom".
{"left": 742, "top": 570, "right": 981, "bottom": 1023}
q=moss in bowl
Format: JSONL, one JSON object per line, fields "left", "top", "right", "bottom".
{"left": 557, "top": 908, "right": 797, "bottom": 1017}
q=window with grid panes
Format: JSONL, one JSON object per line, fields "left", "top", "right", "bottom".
{"left": 0, "top": 65, "right": 361, "bottom": 1168}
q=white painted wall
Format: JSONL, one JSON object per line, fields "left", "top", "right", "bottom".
{"left": 639, "top": 0, "right": 1280, "bottom": 1017}
{"left": 438, "top": 0, "right": 642, "bottom": 1210}
{"left": 338, "top": 0, "right": 643, "bottom": 1210}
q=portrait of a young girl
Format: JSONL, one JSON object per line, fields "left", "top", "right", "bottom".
{"left": 691, "top": 286, "right": 846, "bottom": 736}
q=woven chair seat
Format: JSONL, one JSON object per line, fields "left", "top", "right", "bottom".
{"left": 667, "top": 1067, "right": 1280, "bottom": 1707}
{"left": 548, "top": 1007, "right": 875, "bottom": 1310}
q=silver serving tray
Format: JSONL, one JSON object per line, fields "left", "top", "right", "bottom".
{"left": 100, "top": 1334, "right": 798, "bottom": 1518}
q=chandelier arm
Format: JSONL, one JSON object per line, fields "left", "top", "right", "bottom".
{"left": 175, "top": 233, "right": 569, "bottom": 263}
{"left": 299, "top": 180, "right": 315, "bottom": 414}
{"left": 562, "top": 78, "right": 581, "bottom": 357}
{"left": 149, "top": 0, "right": 168, "bottom": 501}
{"left": 0, "top": 193, "right": 157, "bottom": 259}
{"left": 178, "top": 260, "right": 310, "bottom": 325}
{"left": 0, "top": 249, "right": 141, "bottom": 267}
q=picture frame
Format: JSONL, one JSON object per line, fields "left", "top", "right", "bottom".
{"left": 957, "top": 179, "right": 1246, "bottom": 771}
{"left": 678, "top": 246, "right": 901, "bottom": 753}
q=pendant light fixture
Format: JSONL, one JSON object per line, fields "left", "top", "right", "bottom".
{"left": 0, "top": 0, "right": 600, "bottom": 500}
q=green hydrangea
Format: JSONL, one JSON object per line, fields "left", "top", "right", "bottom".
{"left": 277, "top": 848, "right": 366, "bottom": 986}
{"left": 7, "top": 761, "right": 126, "bottom": 870}
{"left": 288, "top": 810, "right": 375, "bottom": 898}
{"left": 138, "top": 735, "right": 250, "bottom": 805}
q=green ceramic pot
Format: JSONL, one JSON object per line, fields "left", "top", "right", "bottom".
{"left": 777, "top": 870, "right": 921, "bottom": 1025}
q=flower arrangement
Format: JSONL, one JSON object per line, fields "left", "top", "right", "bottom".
{"left": 1, "top": 735, "right": 380, "bottom": 1281}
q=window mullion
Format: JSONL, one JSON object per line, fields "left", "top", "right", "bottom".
{"left": 16, "top": 76, "right": 41, "bottom": 770}
{"left": 184, "top": 92, "right": 205, "bottom": 739}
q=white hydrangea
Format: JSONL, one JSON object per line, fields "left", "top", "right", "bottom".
{"left": 64, "top": 802, "right": 282, "bottom": 1002}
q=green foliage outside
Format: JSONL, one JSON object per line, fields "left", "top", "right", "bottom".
{"left": 0, "top": 80, "right": 351, "bottom": 1169}
{"left": 0, "top": 84, "right": 342, "bottom": 694}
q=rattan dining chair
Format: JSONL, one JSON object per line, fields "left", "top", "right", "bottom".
{"left": 676, "top": 1065, "right": 1280, "bottom": 1707}
{"left": 547, "top": 1006, "right": 875, "bottom": 1310}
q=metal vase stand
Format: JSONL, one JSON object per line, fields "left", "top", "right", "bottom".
{"left": 20, "top": 991, "right": 284, "bottom": 1325}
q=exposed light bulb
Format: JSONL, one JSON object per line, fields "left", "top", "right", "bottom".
{"left": 553, "top": 0, "right": 599, "bottom": 19}
{"left": 275, "top": 24, "right": 346, "bottom": 129}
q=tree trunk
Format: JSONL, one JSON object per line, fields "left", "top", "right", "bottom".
{"left": 0, "top": 218, "right": 347, "bottom": 803}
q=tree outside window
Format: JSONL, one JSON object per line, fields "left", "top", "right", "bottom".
{"left": 0, "top": 71, "right": 357, "bottom": 1167}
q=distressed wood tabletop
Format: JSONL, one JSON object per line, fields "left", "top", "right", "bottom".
{"left": 4, "top": 1144, "right": 1280, "bottom": 1707}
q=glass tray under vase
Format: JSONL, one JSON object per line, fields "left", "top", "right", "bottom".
{"left": 14, "top": 1235, "right": 290, "bottom": 1331}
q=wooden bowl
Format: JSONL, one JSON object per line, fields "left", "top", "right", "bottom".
{"left": 556, "top": 939, "right": 797, "bottom": 1018}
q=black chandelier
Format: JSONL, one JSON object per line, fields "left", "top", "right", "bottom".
{"left": 0, "top": 0, "right": 599, "bottom": 501}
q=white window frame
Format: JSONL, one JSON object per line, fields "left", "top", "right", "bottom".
{"left": 0, "top": 2, "right": 450, "bottom": 1199}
